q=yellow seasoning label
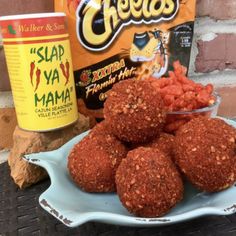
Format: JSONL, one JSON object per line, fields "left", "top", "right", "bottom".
{"left": 1, "top": 14, "right": 78, "bottom": 131}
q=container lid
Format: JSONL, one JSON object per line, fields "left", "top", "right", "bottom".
{"left": 0, "top": 12, "right": 65, "bottom": 21}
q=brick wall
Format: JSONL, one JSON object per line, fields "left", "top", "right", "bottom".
{"left": 189, "top": 0, "right": 236, "bottom": 118}
{"left": 189, "top": 0, "right": 236, "bottom": 77}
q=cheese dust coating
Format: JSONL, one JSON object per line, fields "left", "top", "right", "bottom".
{"left": 67, "top": 123, "right": 128, "bottom": 192}
{"left": 116, "top": 147, "right": 183, "bottom": 217}
{"left": 104, "top": 79, "right": 166, "bottom": 143}
{"left": 174, "top": 117, "right": 236, "bottom": 192}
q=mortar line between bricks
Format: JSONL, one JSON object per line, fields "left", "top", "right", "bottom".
{"left": 195, "top": 17, "right": 236, "bottom": 36}
{"left": 191, "top": 70, "right": 236, "bottom": 86}
{"left": 0, "top": 91, "right": 14, "bottom": 108}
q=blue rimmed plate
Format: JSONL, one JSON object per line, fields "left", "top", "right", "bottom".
{"left": 23, "top": 118, "right": 236, "bottom": 227}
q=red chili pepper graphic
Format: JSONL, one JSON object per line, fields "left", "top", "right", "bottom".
{"left": 30, "top": 61, "right": 35, "bottom": 86}
{"left": 60, "top": 61, "right": 70, "bottom": 86}
{"left": 65, "top": 60, "right": 70, "bottom": 85}
{"left": 34, "top": 68, "right": 41, "bottom": 92}
{"left": 60, "top": 62, "right": 67, "bottom": 78}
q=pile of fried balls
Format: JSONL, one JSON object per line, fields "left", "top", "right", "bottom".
{"left": 68, "top": 79, "right": 236, "bottom": 218}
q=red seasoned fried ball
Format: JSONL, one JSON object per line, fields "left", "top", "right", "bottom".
{"left": 145, "top": 132, "right": 175, "bottom": 158}
{"left": 116, "top": 147, "right": 184, "bottom": 217}
{"left": 88, "top": 120, "right": 111, "bottom": 137}
{"left": 68, "top": 125, "right": 128, "bottom": 193}
{"left": 174, "top": 117, "right": 236, "bottom": 192}
{"left": 104, "top": 79, "right": 166, "bottom": 143}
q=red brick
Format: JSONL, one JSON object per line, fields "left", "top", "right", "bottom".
{"left": 225, "top": 35, "right": 236, "bottom": 69}
{"left": 216, "top": 86, "right": 236, "bottom": 119}
{"left": 197, "top": 0, "right": 236, "bottom": 20}
{"left": 195, "top": 34, "right": 236, "bottom": 73}
{"left": 0, "top": 0, "right": 54, "bottom": 16}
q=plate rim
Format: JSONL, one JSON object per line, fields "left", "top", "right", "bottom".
{"left": 37, "top": 191, "right": 234, "bottom": 227}
{"left": 23, "top": 117, "right": 236, "bottom": 227}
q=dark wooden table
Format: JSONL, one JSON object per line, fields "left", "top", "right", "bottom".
{"left": 1, "top": 162, "right": 236, "bottom": 236}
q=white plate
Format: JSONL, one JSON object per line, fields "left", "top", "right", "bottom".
{"left": 24, "top": 118, "right": 236, "bottom": 227}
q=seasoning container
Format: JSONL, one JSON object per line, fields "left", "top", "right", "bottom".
{"left": 0, "top": 13, "right": 78, "bottom": 131}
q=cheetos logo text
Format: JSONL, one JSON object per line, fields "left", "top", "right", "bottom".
{"left": 77, "top": 0, "right": 179, "bottom": 51}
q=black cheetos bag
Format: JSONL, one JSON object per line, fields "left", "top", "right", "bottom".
{"left": 55, "top": 0, "right": 196, "bottom": 122}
